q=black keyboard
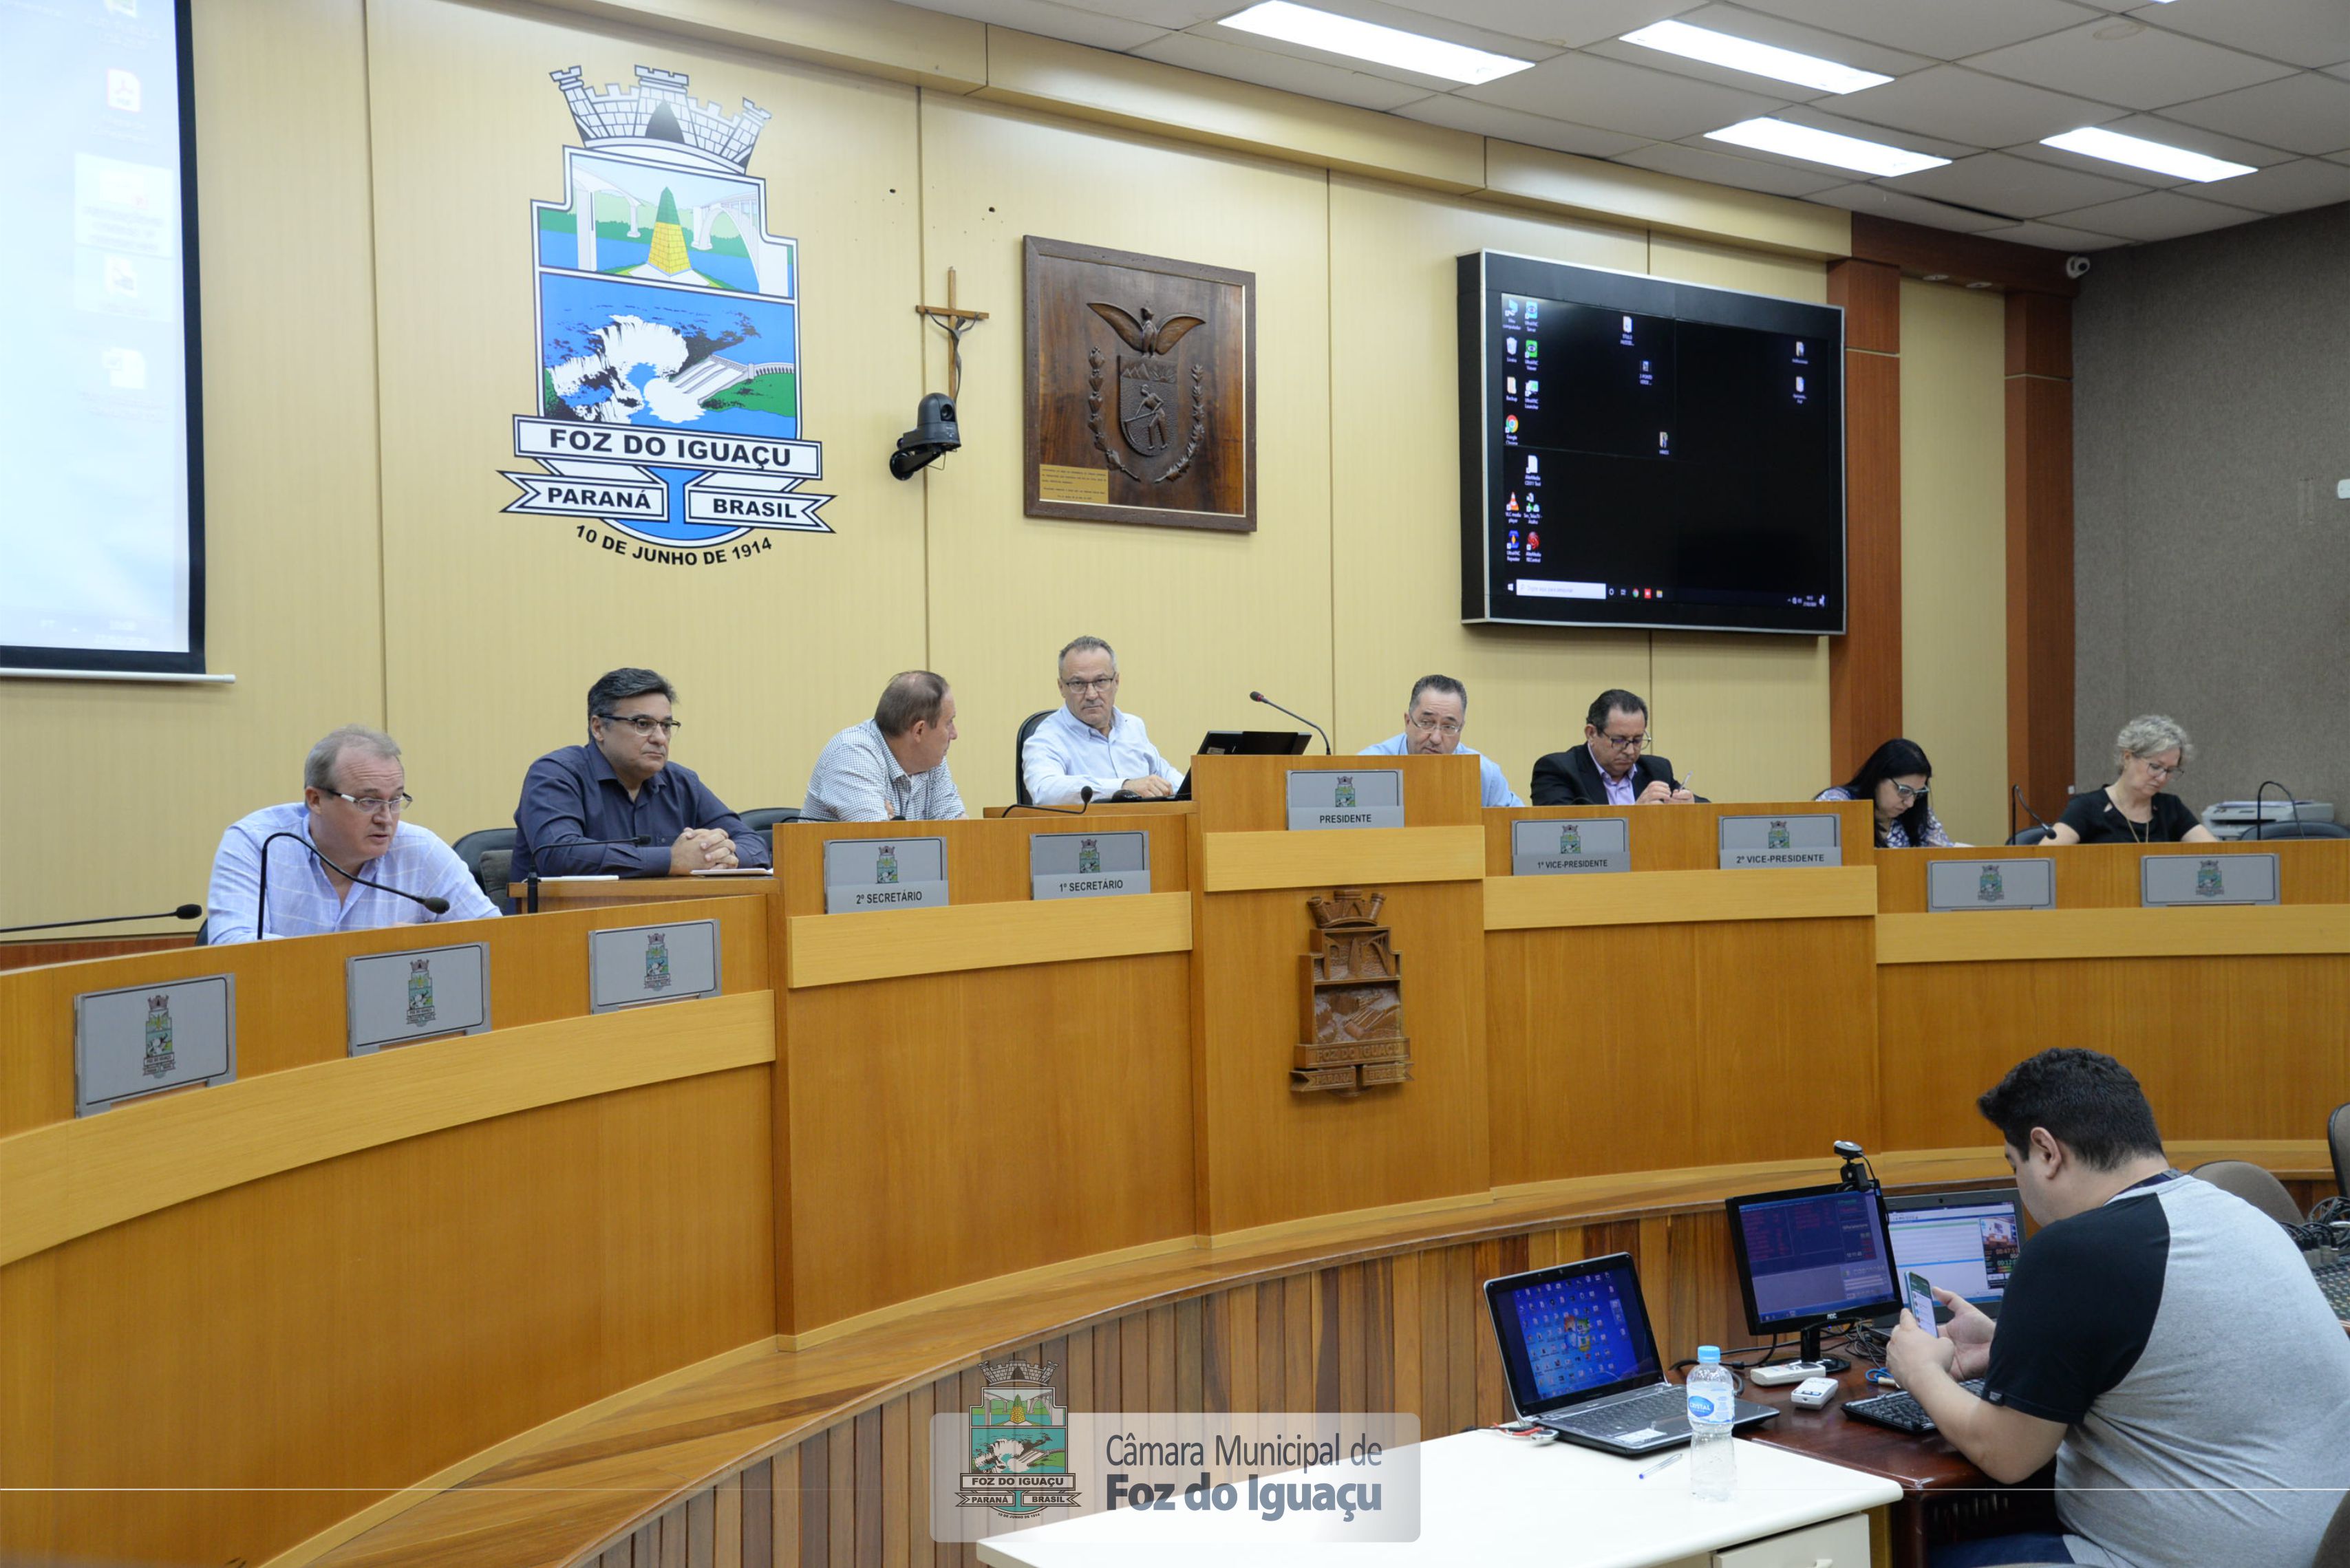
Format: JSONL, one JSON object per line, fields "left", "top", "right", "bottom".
{"left": 2316, "top": 1261, "right": 2350, "bottom": 1319}
{"left": 1844, "top": 1378, "right": 1985, "bottom": 1435}
{"left": 1551, "top": 1386, "right": 1688, "bottom": 1437}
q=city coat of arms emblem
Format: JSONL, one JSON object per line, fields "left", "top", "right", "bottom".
{"left": 1767, "top": 820, "right": 1793, "bottom": 850}
{"left": 643, "top": 931, "right": 673, "bottom": 991}
{"left": 1334, "top": 776, "right": 1358, "bottom": 809}
{"left": 1978, "top": 864, "right": 2005, "bottom": 903}
{"left": 2195, "top": 859, "right": 2224, "bottom": 898}
{"left": 406, "top": 958, "right": 438, "bottom": 1027}
{"left": 142, "top": 994, "right": 175, "bottom": 1080}
{"left": 957, "top": 1360, "right": 1078, "bottom": 1519}
{"left": 1559, "top": 822, "right": 1582, "bottom": 856}
{"left": 504, "top": 65, "right": 830, "bottom": 553}
{"left": 875, "top": 846, "right": 899, "bottom": 885}
{"left": 1077, "top": 838, "right": 1101, "bottom": 874}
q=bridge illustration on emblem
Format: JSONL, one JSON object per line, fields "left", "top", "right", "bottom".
{"left": 502, "top": 65, "right": 832, "bottom": 550}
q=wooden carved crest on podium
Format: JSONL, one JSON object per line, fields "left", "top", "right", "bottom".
{"left": 1294, "top": 888, "right": 1411, "bottom": 1095}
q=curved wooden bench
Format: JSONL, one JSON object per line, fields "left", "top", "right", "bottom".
{"left": 301, "top": 1141, "right": 2336, "bottom": 1568}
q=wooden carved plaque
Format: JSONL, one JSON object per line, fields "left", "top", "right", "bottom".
{"left": 1294, "top": 888, "right": 1410, "bottom": 1095}
{"left": 1023, "top": 235, "right": 1255, "bottom": 533}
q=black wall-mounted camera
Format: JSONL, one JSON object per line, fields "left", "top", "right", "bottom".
{"left": 887, "top": 392, "right": 960, "bottom": 480}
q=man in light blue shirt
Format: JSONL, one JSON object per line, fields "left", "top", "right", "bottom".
{"left": 1359, "top": 674, "right": 1525, "bottom": 808}
{"left": 1022, "top": 635, "right": 1185, "bottom": 806}
{"left": 207, "top": 724, "right": 500, "bottom": 944}
{"left": 802, "top": 671, "right": 967, "bottom": 822}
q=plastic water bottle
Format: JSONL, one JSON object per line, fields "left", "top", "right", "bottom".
{"left": 1685, "top": 1346, "right": 1736, "bottom": 1501}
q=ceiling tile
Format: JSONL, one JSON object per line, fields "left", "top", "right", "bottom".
{"left": 1807, "top": 182, "right": 2016, "bottom": 231}
{"left": 1614, "top": 138, "right": 1852, "bottom": 194}
{"left": 1829, "top": 65, "right": 2125, "bottom": 147}
{"left": 909, "top": 0, "right": 1171, "bottom": 50}
{"left": 1131, "top": 32, "right": 1442, "bottom": 109}
{"left": 1728, "top": 0, "right": 2102, "bottom": 61}
{"left": 2161, "top": 73, "right": 2350, "bottom": 157}
{"left": 1963, "top": 19, "right": 2296, "bottom": 111}
{"left": 2045, "top": 186, "right": 2267, "bottom": 239}
{"left": 1972, "top": 218, "right": 2134, "bottom": 249}
{"left": 1886, "top": 149, "right": 2147, "bottom": 217}
{"left": 1460, "top": 48, "right": 1793, "bottom": 140}
{"left": 1378, "top": 0, "right": 1705, "bottom": 52}
{"left": 2123, "top": 0, "right": 2350, "bottom": 72}
{"left": 1770, "top": 103, "right": 1978, "bottom": 160}
{"left": 1393, "top": 94, "right": 1654, "bottom": 158}
{"left": 2183, "top": 155, "right": 2350, "bottom": 214}
{"left": 1034, "top": 0, "right": 1230, "bottom": 26}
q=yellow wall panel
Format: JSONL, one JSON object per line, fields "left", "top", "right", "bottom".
{"left": 364, "top": 0, "right": 931, "bottom": 840}
{"left": 1899, "top": 280, "right": 2007, "bottom": 846}
{"left": 0, "top": 0, "right": 386, "bottom": 932}
{"left": 1325, "top": 178, "right": 1647, "bottom": 788}
{"left": 917, "top": 96, "right": 1336, "bottom": 802}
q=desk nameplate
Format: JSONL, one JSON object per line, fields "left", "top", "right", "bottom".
{"left": 1718, "top": 813, "right": 1842, "bottom": 869}
{"left": 590, "top": 919, "right": 721, "bottom": 1011}
{"left": 1286, "top": 768, "right": 1403, "bottom": 831}
{"left": 824, "top": 836, "right": 948, "bottom": 913}
{"left": 2141, "top": 850, "right": 2278, "bottom": 907}
{"left": 74, "top": 974, "right": 237, "bottom": 1116}
{"left": 1031, "top": 830, "right": 1151, "bottom": 901}
{"left": 1926, "top": 858, "right": 2055, "bottom": 913}
{"left": 347, "top": 942, "right": 491, "bottom": 1054}
{"left": 1510, "top": 816, "right": 1629, "bottom": 876}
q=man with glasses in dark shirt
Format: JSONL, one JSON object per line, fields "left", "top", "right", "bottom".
{"left": 513, "top": 667, "right": 769, "bottom": 879}
{"left": 1529, "top": 689, "right": 1698, "bottom": 806}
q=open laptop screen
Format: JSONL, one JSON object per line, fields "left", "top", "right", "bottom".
{"left": 1486, "top": 1254, "right": 1663, "bottom": 1416}
{"left": 1886, "top": 1188, "right": 2024, "bottom": 1310}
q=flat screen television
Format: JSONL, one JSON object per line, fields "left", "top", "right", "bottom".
{"left": 1457, "top": 251, "right": 1844, "bottom": 636}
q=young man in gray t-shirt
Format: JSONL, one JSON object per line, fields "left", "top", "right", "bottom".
{"left": 1886, "top": 1048, "right": 2350, "bottom": 1568}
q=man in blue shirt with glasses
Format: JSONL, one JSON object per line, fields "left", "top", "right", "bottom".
{"left": 1359, "top": 674, "right": 1524, "bottom": 807}
{"left": 513, "top": 667, "right": 769, "bottom": 880}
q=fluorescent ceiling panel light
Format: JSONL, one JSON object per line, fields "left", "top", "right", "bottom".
{"left": 2040, "top": 126, "right": 2253, "bottom": 183}
{"left": 1620, "top": 19, "right": 1890, "bottom": 95}
{"left": 1216, "top": 1, "right": 1532, "bottom": 86}
{"left": 1706, "top": 117, "right": 1949, "bottom": 178}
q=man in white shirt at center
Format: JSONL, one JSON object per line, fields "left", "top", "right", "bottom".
{"left": 1021, "top": 635, "right": 1184, "bottom": 806}
{"left": 1359, "top": 674, "right": 1525, "bottom": 808}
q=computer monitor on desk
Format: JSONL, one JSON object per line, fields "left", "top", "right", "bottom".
{"left": 1884, "top": 1188, "right": 2024, "bottom": 1322}
{"left": 1151, "top": 730, "right": 1313, "bottom": 802}
{"left": 1725, "top": 1182, "right": 1903, "bottom": 1372}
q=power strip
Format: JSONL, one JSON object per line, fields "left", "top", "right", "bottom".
{"left": 1749, "top": 1362, "right": 1828, "bottom": 1386}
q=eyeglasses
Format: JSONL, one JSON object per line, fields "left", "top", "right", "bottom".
{"left": 1405, "top": 714, "right": 1463, "bottom": 735}
{"left": 1890, "top": 782, "right": 1928, "bottom": 803}
{"left": 1594, "top": 731, "right": 1652, "bottom": 753}
{"left": 598, "top": 713, "right": 683, "bottom": 736}
{"left": 1060, "top": 676, "right": 1118, "bottom": 693}
{"left": 332, "top": 791, "right": 413, "bottom": 814}
{"left": 2135, "top": 757, "right": 2182, "bottom": 780}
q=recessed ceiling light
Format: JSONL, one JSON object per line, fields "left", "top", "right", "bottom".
{"left": 1705, "top": 117, "right": 1950, "bottom": 178}
{"left": 2040, "top": 126, "right": 2254, "bottom": 183}
{"left": 1619, "top": 19, "right": 1890, "bottom": 95}
{"left": 1216, "top": 1, "right": 1533, "bottom": 86}
{"left": 1923, "top": 272, "right": 1949, "bottom": 281}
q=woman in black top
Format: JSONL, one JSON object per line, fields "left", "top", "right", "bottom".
{"left": 2049, "top": 714, "right": 2219, "bottom": 846}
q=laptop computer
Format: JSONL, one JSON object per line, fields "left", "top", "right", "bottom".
{"left": 1484, "top": 1252, "right": 1778, "bottom": 1457}
{"left": 1114, "top": 729, "right": 1312, "bottom": 803}
{"left": 1881, "top": 1187, "right": 2025, "bottom": 1324}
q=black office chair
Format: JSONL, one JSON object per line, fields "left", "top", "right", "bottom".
{"left": 192, "top": 919, "right": 209, "bottom": 946}
{"left": 2007, "top": 826, "right": 2051, "bottom": 846}
{"left": 2327, "top": 1102, "right": 2349, "bottom": 1202}
{"left": 1013, "top": 709, "right": 1054, "bottom": 807}
{"left": 738, "top": 807, "right": 800, "bottom": 832}
{"left": 478, "top": 850, "right": 513, "bottom": 910}
{"left": 2320, "top": 1487, "right": 2350, "bottom": 1568}
{"left": 2248, "top": 819, "right": 2350, "bottom": 839}
{"left": 449, "top": 828, "right": 517, "bottom": 914}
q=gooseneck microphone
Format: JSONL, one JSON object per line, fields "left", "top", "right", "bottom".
{"left": 522, "top": 833, "right": 657, "bottom": 912}
{"left": 1249, "top": 691, "right": 1333, "bottom": 755}
{"left": 1005, "top": 786, "right": 1096, "bottom": 817}
{"left": 0, "top": 903, "right": 204, "bottom": 936}
{"left": 256, "top": 830, "right": 450, "bottom": 940}
{"left": 2252, "top": 780, "right": 2301, "bottom": 841}
{"left": 2010, "top": 784, "right": 2058, "bottom": 844}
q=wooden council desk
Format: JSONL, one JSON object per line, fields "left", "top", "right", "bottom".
{"left": 3, "top": 757, "right": 2343, "bottom": 1568}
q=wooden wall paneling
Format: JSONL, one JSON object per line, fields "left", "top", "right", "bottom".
{"left": 717, "top": 1472, "right": 743, "bottom": 1568}
{"left": 1828, "top": 257, "right": 1903, "bottom": 782}
{"left": 0, "top": 934, "right": 198, "bottom": 972}
{"left": 1689, "top": 915, "right": 1881, "bottom": 1161}
{"left": 2007, "top": 291, "right": 2075, "bottom": 824}
{"left": 744, "top": 1459, "right": 773, "bottom": 1568}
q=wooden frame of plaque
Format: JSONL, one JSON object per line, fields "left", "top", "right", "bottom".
{"left": 1294, "top": 888, "right": 1411, "bottom": 1095}
{"left": 1023, "top": 235, "right": 1255, "bottom": 533}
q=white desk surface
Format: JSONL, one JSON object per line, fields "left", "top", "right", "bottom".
{"left": 973, "top": 1430, "right": 1902, "bottom": 1567}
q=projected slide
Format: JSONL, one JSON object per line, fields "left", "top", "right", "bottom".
{"left": 0, "top": 0, "right": 202, "bottom": 672}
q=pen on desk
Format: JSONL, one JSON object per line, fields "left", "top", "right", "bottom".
{"left": 1638, "top": 1452, "right": 1686, "bottom": 1481}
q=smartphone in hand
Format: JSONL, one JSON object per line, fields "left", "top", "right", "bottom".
{"left": 1905, "top": 1270, "right": 1940, "bottom": 1338}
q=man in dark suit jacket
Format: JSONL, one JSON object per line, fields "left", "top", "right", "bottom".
{"left": 1530, "top": 689, "right": 1698, "bottom": 806}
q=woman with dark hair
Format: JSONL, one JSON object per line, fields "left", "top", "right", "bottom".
{"left": 1816, "top": 738, "right": 1956, "bottom": 848}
